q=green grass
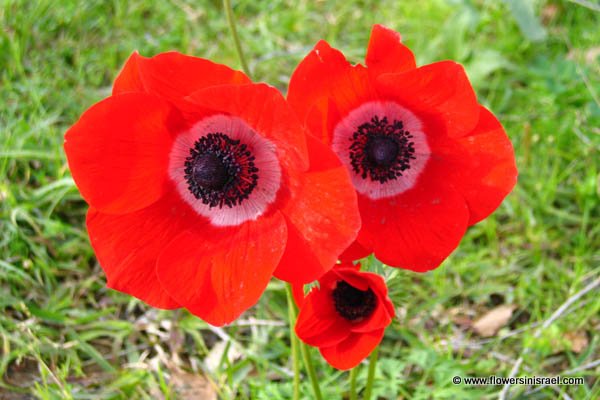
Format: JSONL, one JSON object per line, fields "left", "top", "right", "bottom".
{"left": 1, "top": 0, "right": 599, "bottom": 398}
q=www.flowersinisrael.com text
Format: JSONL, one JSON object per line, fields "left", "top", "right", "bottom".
{"left": 452, "top": 375, "right": 585, "bottom": 386}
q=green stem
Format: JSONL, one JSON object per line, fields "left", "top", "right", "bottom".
{"left": 222, "top": 0, "right": 251, "bottom": 77}
{"left": 363, "top": 346, "right": 379, "bottom": 400}
{"left": 300, "top": 341, "right": 323, "bottom": 400}
{"left": 285, "top": 285, "right": 300, "bottom": 400}
{"left": 349, "top": 367, "right": 358, "bottom": 400}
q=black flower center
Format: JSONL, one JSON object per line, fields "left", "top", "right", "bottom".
{"left": 349, "top": 115, "right": 416, "bottom": 184}
{"left": 365, "top": 135, "right": 399, "bottom": 167}
{"left": 184, "top": 133, "right": 259, "bottom": 208}
{"left": 191, "top": 153, "right": 230, "bottom": 190}
{"left": 332, "top": 280, "right": 377, "bottom": 321}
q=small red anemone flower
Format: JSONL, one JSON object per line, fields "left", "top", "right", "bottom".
{"left": 64, "top": 52, "right": 360, "bottom": 326}
{"left": 287, "top": 25, "right": 518, "bottom": 271}
{"left": 293, "top": 262, "right": 394, "bottom": 370}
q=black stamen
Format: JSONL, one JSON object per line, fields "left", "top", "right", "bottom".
{"left": 184, "top": 133, "right": 259, "bottom": 209}
{"left": 332, "top": 280, "right": 377, "bottom": 321}
{"left": 349, "top": 115, "right": 416, "bottom": 184}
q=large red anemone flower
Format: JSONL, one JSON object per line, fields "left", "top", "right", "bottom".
{"left": 64, "top": 52, "right": 360, "bottom": 326}
{"left": 293, "top": 262, "right": 395, "bottom": 370}
{"left": 287, "top": 25, "right": 518, "bottom": 271}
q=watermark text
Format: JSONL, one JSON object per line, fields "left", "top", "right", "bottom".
{"left": 452, "top": 375, "right": 584, "bottom": 386}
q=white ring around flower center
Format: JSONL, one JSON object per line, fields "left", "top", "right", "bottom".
{"left": 169, "top": 114, "right": 282, "bottom": 227}
{"left": 331, "top": 101, "right": 430, "bottom": 200}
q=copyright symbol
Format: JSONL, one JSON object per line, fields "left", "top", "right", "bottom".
{"left": 452, "top": 376, "right": 461, "bottom": 385}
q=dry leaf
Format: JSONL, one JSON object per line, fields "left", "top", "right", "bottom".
{"left": 448, "top": 306, "right": 474, "bottom": 329}
{"left": 171, "top": 371, "right": 217, "bottom": 400}
{"left": 541, "top": 4, "right": 558, "bottom": 23}
{"left": 472, "top": 305, "right": 516, "bottom": 337}
{"left": 205, "top": 340, "right": 243, "bottom": 373}
{"left": 452, "top": 315, "right": 473, "bottom": 329}
{"left": 585, "top": 47, "right": 600, "bottom": 65}
{"left": 567, "top": 46, "right": 600, "bottom": 66}
{"left": 564, "top": 331, "right": 589, "bottom": 353}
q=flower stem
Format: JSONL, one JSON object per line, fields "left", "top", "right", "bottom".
{"left": 285, "top": 285, "right": 300, "bottom": 400}
{"left": 300, "top": 341, "right": 323, "bottom": 400}
{"left": 363, "top": 346, "right": 379, "bottom": 400}
{"left": 222, "top": 0, "right": 251, "bottom": 77}
{"left": 349, "top": 367, "right": 358, "bottom": 400}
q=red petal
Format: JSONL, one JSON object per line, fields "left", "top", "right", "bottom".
{"left": 301, "top": 275, "right": 339, "bottom": 320}
{"left": 336, "top": 261, "right": 361, "bottom": 271}
{"left": 186, "top": 83, "right": 309, "bottom": 171}
{"left": 351, "top": 273, "right": 395, "bottom": 333}
{"left": 333, "top": 267, "right": 370, "bottom": 291}
{"left": 295, "top": 294, "right": 350, "bottom": 348}
{"left": 366, "top": 24, "right": 416, "bottom": 76}
{"left": 113, "top": 51, "right": 251, "bottom": 102}
{"left": 64, "top": 93, "right": 179, "bottom": 214}
{"left": 339, "top": 240, "right": 371, "bottom": 262}
{"left": 274, "top": 135, "right": 360, "bottom": 284}
{"left": 287, "top": 41, "right": 348, "bottom": 137}
{"left": 304, "top": 132, "right": 345, "bottom": 173}
{"left": 292, "top": 283, "right": 307, "bottom": 308}
{"left": 112, "top": 52, "right": 144, "bottom": 93}
{"left": 351, "top": 299, "right": 393, "bottom": 333}
{"left": 376, "top": 61, "right": 480, "bottom": 138}
{"left": 357, "top": 177, "right": 469, "bottom": 272}
{"left": 156, "top": 211, "right": 287, "bottom": 326}
{"left": 287, "top": 41, "right": 376, "bottom": 143}
{"left": 274, "top": 218, "right": 325, "bottom": 284}
{"left": 363, "top": 272, "right": 396, "bottom": 318}
{"left": 434, "top": 107, "right": 518, "bottom": 225}
{"left": 85, "top": 190, "right": 197, "bottom": 309}
{"left": 319, "top": 329, "right": 385, "bottom": 370}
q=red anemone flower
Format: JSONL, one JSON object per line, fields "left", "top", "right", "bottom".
{"left": 64, "top": 52, "right": 360, "bottom": 326}
{"left": 287, "top": 25, "right": 517, "bottom": 271}
{"left": 294, "top": 262, "right": 395, "bottom": 370}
